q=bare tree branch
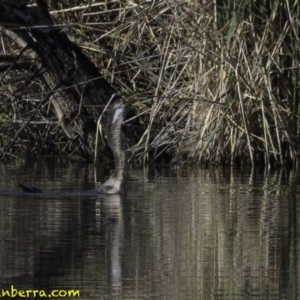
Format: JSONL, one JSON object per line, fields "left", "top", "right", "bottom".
{"left": 0, "top": 0, "right": 121, "bottom": 159}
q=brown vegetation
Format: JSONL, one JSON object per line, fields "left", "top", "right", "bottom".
{"left": 0, "top": 0, "right": 299, "bottom": 166}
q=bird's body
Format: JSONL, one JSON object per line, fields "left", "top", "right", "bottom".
{"left": 19, "top": 100, "right": 129, "bottom": 195}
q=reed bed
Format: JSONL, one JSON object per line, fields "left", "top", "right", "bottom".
{"left": 1, "top": 0, "right": 299, "bottom": 165}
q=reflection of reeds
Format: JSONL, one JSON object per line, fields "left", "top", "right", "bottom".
{"left": 1, "top": 0, "right": 299, "bottom": 165}
{"left": 123, "top": 166, "right": 299, "bottom": 299}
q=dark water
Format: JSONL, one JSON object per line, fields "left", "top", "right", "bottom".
{"left": 0, "top": 157, "right": 299, "bottom": 300}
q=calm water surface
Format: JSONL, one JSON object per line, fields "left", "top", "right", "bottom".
{"left": 0, "top": 157, "right": 299, "bottom": 300}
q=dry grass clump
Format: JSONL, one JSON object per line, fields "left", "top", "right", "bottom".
{"left": 1, "top": 0, "right": 300, "bottom": 165}
{"left": 50, "top": 0, "right": 220, "bottom": 163}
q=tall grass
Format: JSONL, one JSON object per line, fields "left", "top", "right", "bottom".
{"left": 1, "top": 0, "right": 299, "bottom": 165}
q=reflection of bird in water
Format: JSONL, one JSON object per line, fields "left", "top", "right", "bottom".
{"left": 99, "top": 196, "right": 124, "bottom": 296}
{"left": 19, "top": 100, "right": 130, "bottom": 194}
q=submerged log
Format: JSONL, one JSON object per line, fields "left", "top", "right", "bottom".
{"left": 0, "top": 0, "right": 121, "bottom": 158}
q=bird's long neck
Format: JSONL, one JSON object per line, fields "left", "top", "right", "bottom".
{"left": 100, "top": 100, "right": 129, "bottom": 193}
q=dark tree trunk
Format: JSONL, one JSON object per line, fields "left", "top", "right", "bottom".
{"left": 0, "top": 0, "right": 120, "bottom": 159}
